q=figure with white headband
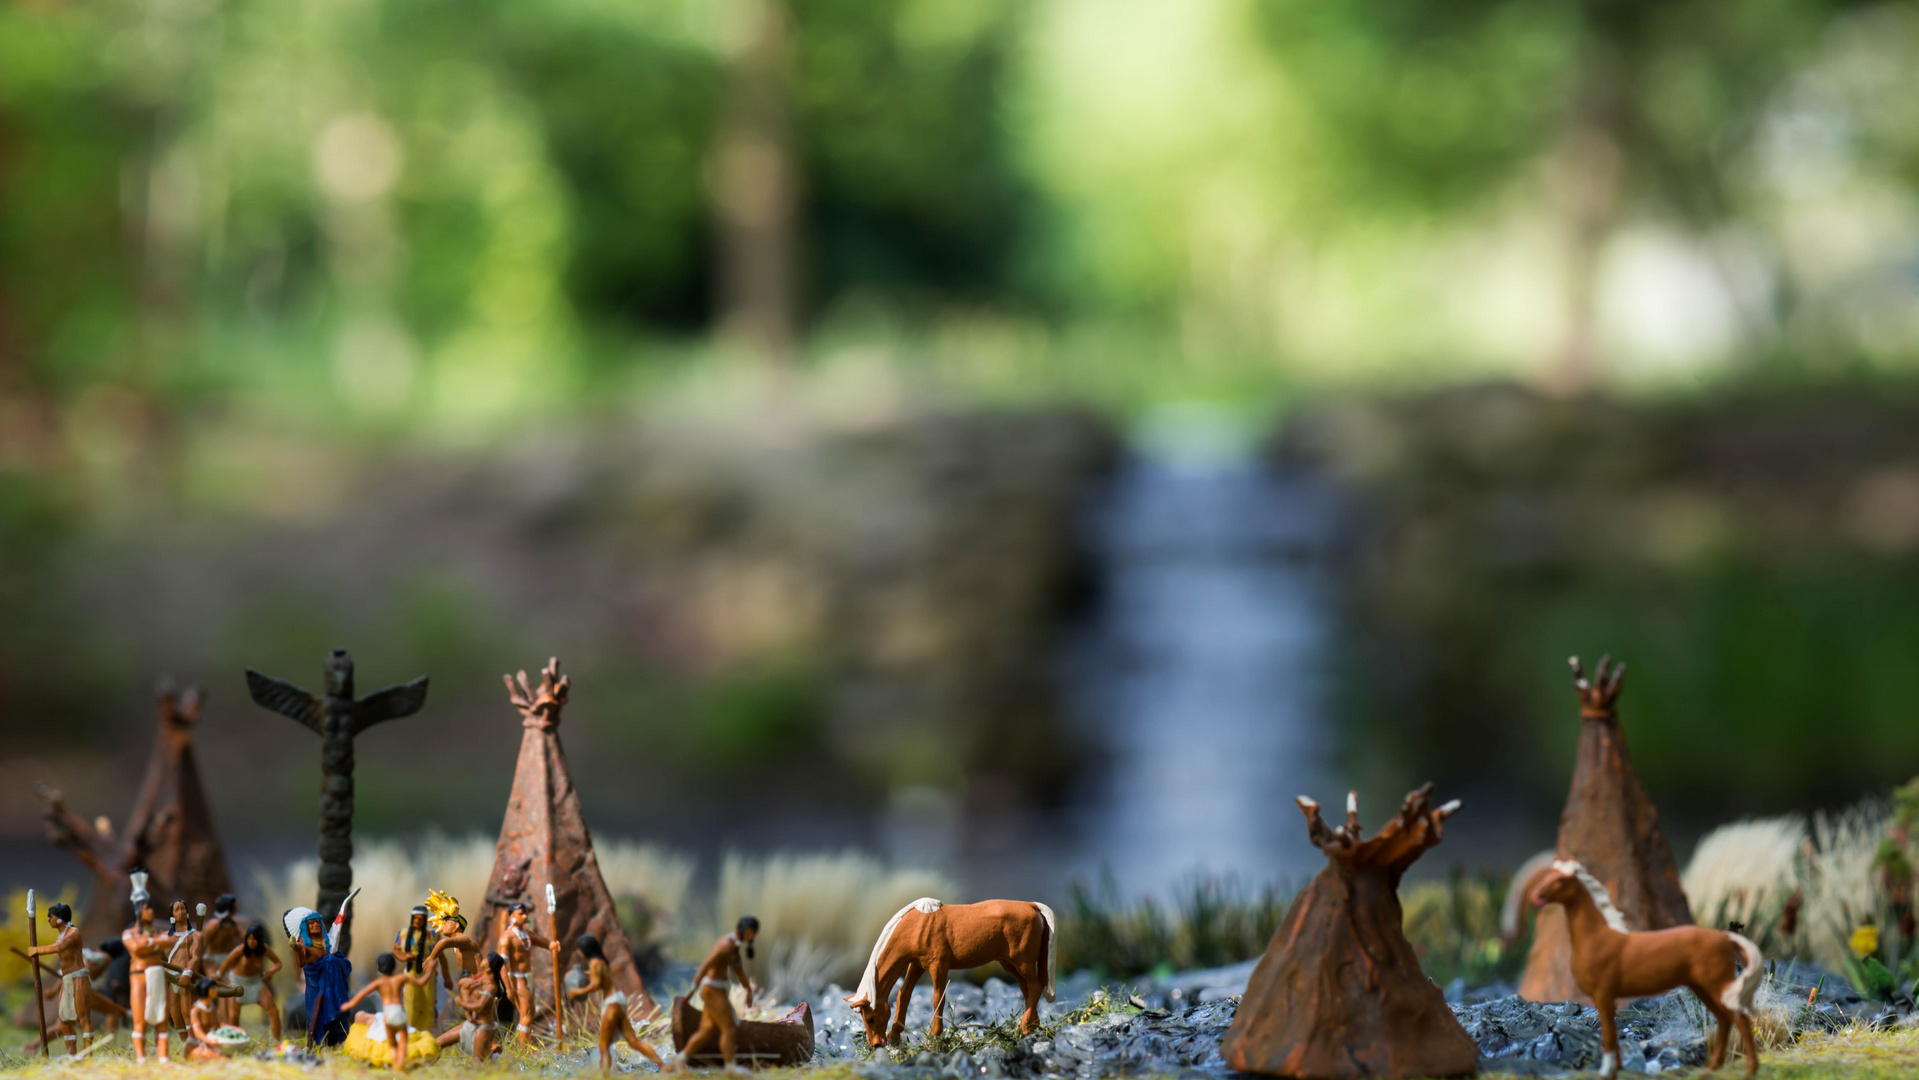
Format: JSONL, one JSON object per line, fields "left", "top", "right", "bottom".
{"left": 284, "top": 888, "right": 358, "bottom": 1048}
{"left": 120, "top": 872, "right": 179, "bottom": 1063}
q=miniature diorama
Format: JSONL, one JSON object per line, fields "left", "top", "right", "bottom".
{"left": 1530, "top": 860, "right": 1762, "bottom": 1078}
{"left": 1219, "top": 785, "right": 1474, "bottom": 1079}
{"left": 1515, "top": 657, "right": 1694, "bottom": 1003}
{"left": 483, "top": 658, "right": 655, "bottom": 1037}
{"left": 844, "top": 901, "right": 1053, "bottom": 1045}
{"left": 37, "top": 679, "right": 234, "bottom": 940}
{"left": 248, "top": 648, "right": 429, "bottom": 953}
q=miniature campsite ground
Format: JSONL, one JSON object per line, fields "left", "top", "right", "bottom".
{"left": 0, "top": 1012, "right": 1912, "bottom": 1080}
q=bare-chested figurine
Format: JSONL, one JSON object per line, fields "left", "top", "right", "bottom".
{"left": 24, "top": 902, "right": 95, "bottom": 1057}
{"left": 670, "top": 917, "right": 758, "bottom": 1072}
{"left": 121, "top": 874, "right": 179, "bottom": 1064}
{"left": 497, "top": 902, "right": 559, "bottom": 1045}
{"left": 436, "top": 952, "right": 509, "bottom": 1061}
{"left": 164, "top": 900, "right": 205, "bottom": 1041}
{"left": 425, "top": 907, "right": 481, "bottom": 1024}
{"left": 340, "top": 953, "right": 438, "bottom": 1072}
{"left": 569, "top": 934, "right": 663, "bottom": 1074}
{"left": 200, "top": 895, "right": 243, "bottom": 975}
{"left": 216, "top": 923, "right": 283, "bottom": 1038}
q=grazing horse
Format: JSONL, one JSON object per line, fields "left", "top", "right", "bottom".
{"left": 1533, "top": 860, "right": 1762, "bottom": 1078}
{"left": 844, "top": 899, "right": 1055, "bottom": 1046}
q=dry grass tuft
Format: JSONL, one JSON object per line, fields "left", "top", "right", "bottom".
{"left": 253, "top": 834, "right": 691, "bottom": 976}
{"left": 1683, "top": 815, "right": 1805, "bottom": 934}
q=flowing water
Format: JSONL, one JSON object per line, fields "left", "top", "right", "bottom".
{"left": 1066, "top": 408, "right": 1342, "bottom": 897}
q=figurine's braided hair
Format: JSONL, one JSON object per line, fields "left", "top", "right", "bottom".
{"left": 487, "top": 952, "right": 517, "bottom": 1028}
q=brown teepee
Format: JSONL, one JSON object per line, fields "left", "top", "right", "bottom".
{"left": 39, "top": 679, "right": 233, "bottom": 938}
{"left": 482, "top": 658, "right": 653, "bottom": 1021}
{"left": 1220, "top": 784, "right": 1476, "bottom": 1079}
{"left": 1518, "top": 656, "right": 1692, "bottom": 1003}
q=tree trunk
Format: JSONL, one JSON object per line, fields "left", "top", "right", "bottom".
{"left": 712, "top": 0, "right": 799, "bottom": 369}
{"left": 1545, "top": 63, "right": 1624, "bottom": 394}
{"left": 1220, "top": 786, "right": 1475, "bottom": 1078}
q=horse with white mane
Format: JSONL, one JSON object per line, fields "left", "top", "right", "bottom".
{"left": 1532, "top": 859, "right": 1762, "bottom": 1078}
{"left": 843, "top": 898, "right": 1055, "bottom": 1047}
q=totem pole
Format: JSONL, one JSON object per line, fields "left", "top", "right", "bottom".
{"left": 246, "top": 649, "right": 428, "bottom": 953}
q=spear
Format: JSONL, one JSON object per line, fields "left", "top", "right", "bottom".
{"left": 27, "top": 890, "right": 48, "bottom": 1057}
{"left": 547, "top": 883, "right": 563, "bottom": 1045}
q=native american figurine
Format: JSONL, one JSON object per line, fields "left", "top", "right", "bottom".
{"left": 1513, "top": 657, "right": 1693, "bottom": 1003}
{"left": 674, "top": 919, "right": 760, "bottom": 1070}
{"left": 424, "top": 890, "right": 482, "bottom": 1024}
{"left": 121, "top": 873, "right": 179, "bottom": 1064}
{"left": 285, "top": 889, "right": 357, "bottom": 1048}
{"left": 1220, "top": 785, "right": 1476, "bottom": 1079}
{"left": 25, "top": 900, "right": 97, "bottom": 1058}
{"left": 1532, "top": 860, "right": 1760, "bottom": 1078}
{"left": 569, "top": 934, "right": 665, "bottom": 1074}
{"left": 844, "top": 902, "right": 1053, "bottom": 1046}
{"left": 483, "top": 658, "right": 653, "bottom": 1033}
{"left": 39, "top": 680, "right": 233, "bottom": 939}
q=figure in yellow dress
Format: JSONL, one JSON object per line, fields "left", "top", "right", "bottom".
{"left": 392, "top": 905, "right": 438, "bottom": 1034}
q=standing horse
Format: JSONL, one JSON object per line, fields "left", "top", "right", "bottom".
{"left": 1533, "top": 860, "right": 1762, "bottom": 1078}
{"left": 843, "top": 899, "right": 1055, "bottom": 1046}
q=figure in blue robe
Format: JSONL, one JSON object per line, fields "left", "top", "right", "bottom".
{"left": 284, "top": 901, "right": 355, "bottom": 1047}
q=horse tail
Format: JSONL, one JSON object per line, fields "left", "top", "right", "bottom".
{"left": 1499, "top": 850, "right": 1558, "bottom": 941}
{"left": 1721, "top": 931, "right": 1764, "bottom": 1016}
{"left": 1034, "top": 902, "right": 1057, "bottom": 1003}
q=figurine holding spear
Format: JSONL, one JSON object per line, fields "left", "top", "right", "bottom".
{"left": 27, "top": 891, "right": 49, "bottom": 1057}
{"left": 548, "top": 884, "right": 564, "bottom": 1045}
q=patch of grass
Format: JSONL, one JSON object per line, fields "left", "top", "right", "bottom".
{"left": 893, "top": 987, "right": 1130, "bottom": 1059}
{"left": 1055, "top": 873, "right": 1285, "bottom": 980}
{"left": 1400, "top": 868, "right": 1529, "bottom": 986}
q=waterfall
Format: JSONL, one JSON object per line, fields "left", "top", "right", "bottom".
{"left": 1066, "top": 406, "right": 1341, "bottom": 897}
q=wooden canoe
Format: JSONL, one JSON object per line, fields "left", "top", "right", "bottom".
{"left": 670, "top": 995, "right": 815, "bottom": 1068}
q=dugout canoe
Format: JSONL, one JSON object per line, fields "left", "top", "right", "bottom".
{"left": 670, "top": 995, "right": 815, "bottom": 1068}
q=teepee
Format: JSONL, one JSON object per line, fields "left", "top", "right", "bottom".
{"left": 40, "top": 679, "right": 233, "bottom": 937}
{"left": 482, "top": 658, "right": 652, "bottom": 1020}
{"left": 1518, "top": 656, "right": 1692, "bottom": 1002}
{"left": 1220, "top": 785, "right": 1476, "bottom": 1079}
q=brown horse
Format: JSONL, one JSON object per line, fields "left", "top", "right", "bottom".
{"left": 1533, "top": 860, "right": 1762, "bottom": 1078}
{"left": 843, "top": 898, "right": 1055, "bottom": 1046}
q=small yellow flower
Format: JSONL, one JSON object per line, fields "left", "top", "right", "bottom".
{"left": 1851, "top": 923, "right": 1880, "bottom": 958}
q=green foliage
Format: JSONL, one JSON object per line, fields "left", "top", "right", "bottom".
{"left": 896, "top": 986, "right": 1128, "bottom": 1059}
{"left": 1496, "top": 558, "right": 1919, "bottom": 815}
{"left": 1055, "top": 872, "right": 1286, "bottom": 980}
{"left": 1400, "top": 869, "right": 1530, "bottom": 987}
